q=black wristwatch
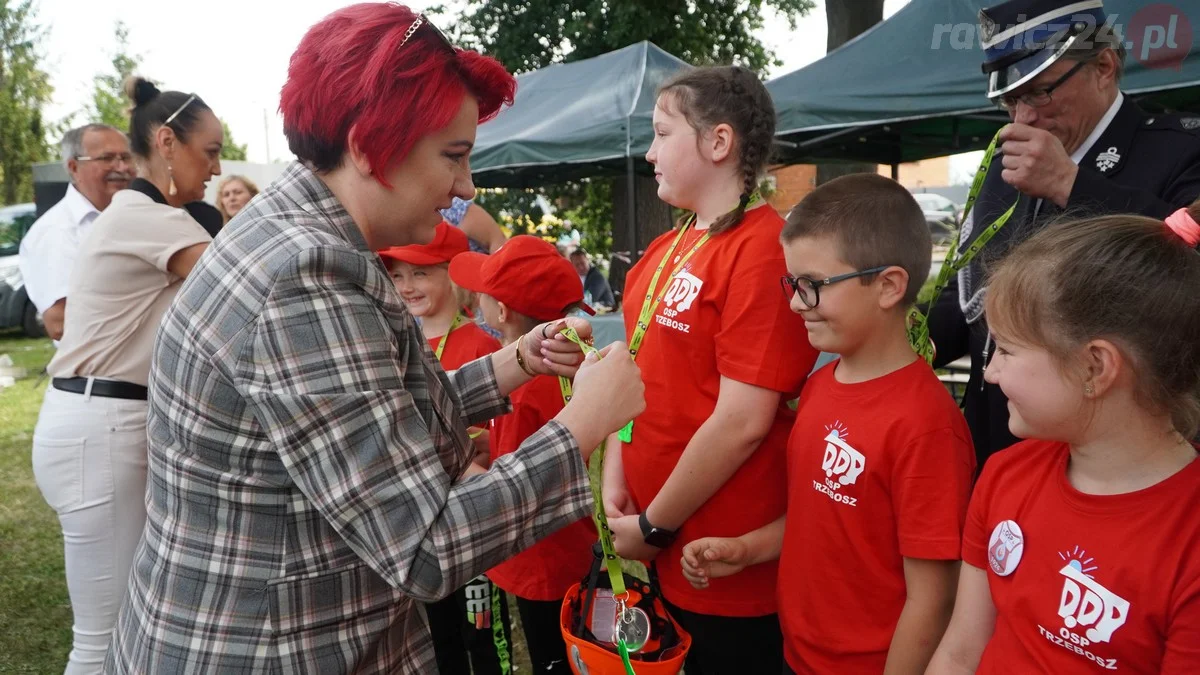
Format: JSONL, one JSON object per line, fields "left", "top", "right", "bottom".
{"left": 638, "top": 512, "right": 677, "bottom": 549}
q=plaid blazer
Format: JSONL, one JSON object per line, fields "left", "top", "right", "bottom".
{"left": 106, "top": 163, "right": 591, "bottom": 674}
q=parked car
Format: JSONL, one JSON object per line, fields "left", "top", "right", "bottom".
{"left": 912, "top": 193, "right": 960, "bottom": 245}
{"left": 0, "top": 202, "right": 43, "bottom": 337}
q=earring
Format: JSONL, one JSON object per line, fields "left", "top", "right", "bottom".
{"left": 168, "top": 164, "right": 177, "bottom": 197}
{"left": 1084, "top": 382, "right": 1095, "bottom": 396}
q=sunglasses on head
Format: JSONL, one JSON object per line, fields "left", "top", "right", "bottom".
{"left": 398, "top": 14, "right": 456, "bottom": 56}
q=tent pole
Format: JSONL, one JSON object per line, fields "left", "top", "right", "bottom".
{"left": 891, "top": 163, "right": 899, "bottom": 180}
{"left": 626, "top": 155, "right": 637, "bottom": 262}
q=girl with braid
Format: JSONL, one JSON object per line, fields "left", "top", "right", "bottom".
{"left": 601, "top": 65, "right": 817, "bottom": 672}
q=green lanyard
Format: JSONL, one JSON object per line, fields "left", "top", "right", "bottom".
{"left": 617, "top": 192, "right": 761, "bottom": 443}
{"left": 557, "top": 329, "right": 627, "bottom": 598}
{"left": 433, "top": 311, "right": 467, "bottom": 362}
{"left": 907, "top": 130, "right": 1018, "bottom": 363}
{"left": 556, "top": 327, "right": 637, "bottom": 674}
{"left": 554, "top": 196, "right": 761, "bottom": 671}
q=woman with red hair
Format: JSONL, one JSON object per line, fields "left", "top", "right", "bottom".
{"left": 105, "top": 5, "right": 645, "bottom": 674}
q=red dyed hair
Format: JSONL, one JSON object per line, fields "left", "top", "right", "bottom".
{"left": 280, "top": 3, "right": 515, "bottom": 184}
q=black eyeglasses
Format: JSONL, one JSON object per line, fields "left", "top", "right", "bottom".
{"left": 780, "top": 266, "right": 891, "bottom": 309}
{"left": 995, "top": 60, "right": 1087, "bottom": 111}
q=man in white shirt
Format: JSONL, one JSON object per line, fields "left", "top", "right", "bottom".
{"left": 19, "top": 124, "right": 133, "bottom": 339}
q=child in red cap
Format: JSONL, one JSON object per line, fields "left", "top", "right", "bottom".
{"left": 378, "top": 222, "right": 500, "bottom": 372}
{"left": 450, "top": 235, "right": 597, "bottom": 674}
{"left": 378, "top": 222, "right": 508, "bottom": 675}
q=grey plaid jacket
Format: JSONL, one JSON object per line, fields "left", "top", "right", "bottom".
{"left": 105, "top": 163, "right": 591, "bottom": 674}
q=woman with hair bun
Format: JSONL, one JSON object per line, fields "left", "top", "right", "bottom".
{"left": 30, "top": 76, "right": 221, "bottom": 675}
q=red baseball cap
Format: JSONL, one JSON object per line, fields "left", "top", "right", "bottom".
{"left": 378, "top": 222, "right": 469, "bottom": 266}
{"left": 449, "top": 235, "right": 595, "bottom": 322}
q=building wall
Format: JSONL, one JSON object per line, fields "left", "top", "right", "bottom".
{"left": 876, "top": 156, "right": 951, "bottom": 190}
{"left": 765, "top": 164, "right": 817, "bottom": 215}
{"left": 767, "top": 156, "right": 953, "bottom": 215}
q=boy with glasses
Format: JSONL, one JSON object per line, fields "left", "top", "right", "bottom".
{"left": 681, "top": 174, "right": 976, "bottom": 674}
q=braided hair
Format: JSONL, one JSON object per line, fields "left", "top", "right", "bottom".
{"left": 657, "top": 66, "right": 776, "bottom": 235}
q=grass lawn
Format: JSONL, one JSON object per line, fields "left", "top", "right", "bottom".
{"left": 0, "top": 330, "right": 72, "bottom": 673}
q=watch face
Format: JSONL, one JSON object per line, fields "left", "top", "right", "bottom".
{"left": 646, "top": 527, "right": 672, "bottom": 548}
{"left": 640, "top": 513, "right": 675, "bottom": 548}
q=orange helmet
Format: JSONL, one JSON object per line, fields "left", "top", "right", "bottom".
{"left": 560, "top": 547, "right": 690, "bottom": 674}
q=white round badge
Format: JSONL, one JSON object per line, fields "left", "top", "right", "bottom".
{"left": 988, "top": 519, "right": 1025, "bottom": 576}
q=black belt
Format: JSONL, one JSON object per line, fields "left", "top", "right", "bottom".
{"left": 52, "top": 377, "right": 148, "bottom": 401}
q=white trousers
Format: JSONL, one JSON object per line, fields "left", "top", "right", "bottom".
{"left": 31, "top": 385, "right": 148, "bottom": 675}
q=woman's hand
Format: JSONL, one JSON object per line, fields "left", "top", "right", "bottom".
{"left": 603, "top": 479, "right": 637, "bottom": 520}
{"left": 553, "top": 342, "right": 645, "bottom": 458}
{"left": 566, "top": 343, "right": 644, "bottom": 434}
{"left": 468, "top": 427, "right": 490, "bottom": 459}
{"left": 523, "top": 317, "right": 595, "bottom": 377}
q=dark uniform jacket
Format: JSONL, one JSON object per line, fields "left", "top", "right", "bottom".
{"left": 930, "top": 97, "right": 1200, "bottom": 469}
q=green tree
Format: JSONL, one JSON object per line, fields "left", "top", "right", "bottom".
{"left": 89, "top": 20, "right": 139, "bottom": 129}
{"left": 452, "top": 0, "right": 815, "bottom": 261}
{"left": 86, "top": 23, "right": 248, "bottom": 162}
{"left": 220, "top": 120, "right": 248, "bottom": 161}
{"left": 0, "top": 0, "right": 55, "bottom": 204}
{"left": 456, "top": 0, "right": 814, "bottom": 75}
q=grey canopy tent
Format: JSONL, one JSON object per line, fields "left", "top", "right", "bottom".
{"left": 766, "top": 0, "right": 1200, "bottom": 166}
{"left": 469, "top": 41, "right": 691, "bottom": 292}
{"left": 470, "top": 41, "right": 690, "bottom": 188}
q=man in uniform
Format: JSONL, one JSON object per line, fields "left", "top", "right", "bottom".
{"left": 930, "top": 0, "right": 1200, "bottom": 468}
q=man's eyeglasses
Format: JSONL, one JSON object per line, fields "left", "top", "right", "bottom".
{"left": 75, "top": 153, "right": 134, "bottom": 165}
{"left": 780, "top": 266, "right": 891, "bottom": 309}
{"left": 994, "top": 60, "right": 1087, "bottom": 111}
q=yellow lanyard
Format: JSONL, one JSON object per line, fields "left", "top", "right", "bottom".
{"left": 558, "top": 328, "right": 643, "bottom": 673}
{"left": 557, "top": 329, "right": 627, "bottom": 596}
{"left": 617, "top": 192, "right": 761, "bottom": 443}
{"left": 907, "top": 130, "right": 1017, "bottom": 363}
{"left": 433, "top": 311, "right": 467, "bottom": 362}
{"left": 627, "top": 216, "right": 711, "bottom": 360}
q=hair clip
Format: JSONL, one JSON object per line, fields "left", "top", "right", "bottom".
{"left": 164, "top": 94, "right": 197, "bottom": 126}
{"left": 1165, "top": 207, "right": 1200, "bottom": 247}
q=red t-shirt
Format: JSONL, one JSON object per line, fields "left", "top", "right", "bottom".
{"left": 486, "top": 375, "right": 597, "bottom": 600}
{"left": 620, "top": 206, "right": 817, "bottom": 617}
{"left": 964, "top": 440, "right": 1200, "bottom": 675}
{"left": 778, "top": 359, "right": 975, "bottom": 673}
{"left": 427, "top": 321, "right": 501, "bottom": 370}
